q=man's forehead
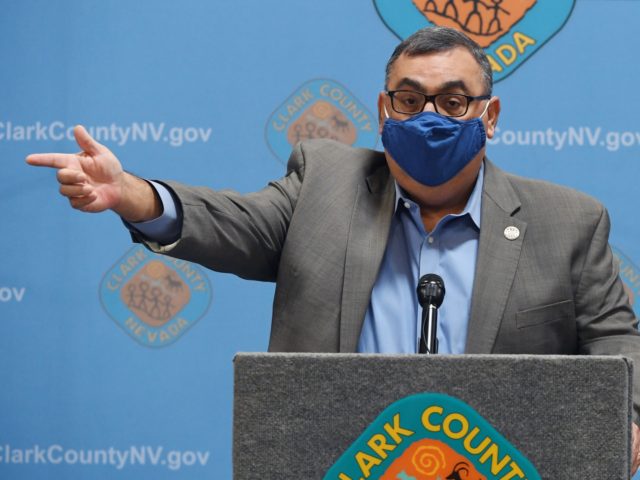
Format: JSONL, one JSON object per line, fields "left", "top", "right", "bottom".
{"left": 387, "top": 48, "right": 485, "bottom": 91}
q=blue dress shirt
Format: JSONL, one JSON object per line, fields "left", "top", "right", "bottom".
{"left": 131, "top": 165, "right": 484, "bottom": 355}
{"left": 357, "top": 164, "right": 484, "bottom": 354}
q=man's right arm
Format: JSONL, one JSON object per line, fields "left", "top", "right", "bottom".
{"left": 27, "top": 124, "right": 305, "bottom": 281}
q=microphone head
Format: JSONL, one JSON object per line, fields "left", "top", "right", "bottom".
{"left": 417, "top": 273, "right": 445, "bottom": 308}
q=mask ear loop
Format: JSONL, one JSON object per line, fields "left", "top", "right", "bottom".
{"left": 383, "top": 105, "right": 390, "bottom": 119}
{"left": 479, "top": 98, "right": 491, "bottom": 119}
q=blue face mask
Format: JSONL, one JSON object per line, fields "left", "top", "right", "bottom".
{"left": 381, "top": 104, "right": 488, "bottom": 187}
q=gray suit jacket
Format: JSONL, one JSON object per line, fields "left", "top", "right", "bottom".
{"left": 141, "top": 139, "right": 640, "bottom": 417}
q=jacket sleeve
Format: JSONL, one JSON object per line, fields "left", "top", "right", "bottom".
{"left": 131, "top": 143, "right": 306, "bottom": 282}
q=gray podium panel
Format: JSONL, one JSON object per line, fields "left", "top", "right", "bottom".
{"left": 233, "top": 353, "right": 632, "bottom": 479}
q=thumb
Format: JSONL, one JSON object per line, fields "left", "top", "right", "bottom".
{"left": 74, "top": 125, "right": 104, "bottom": 156}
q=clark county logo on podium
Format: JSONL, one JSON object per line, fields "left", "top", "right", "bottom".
{"left": 374, "top": 0, "right": 575, "bottom": 82}
{"left": 326, "top": 393, "right": 540, "bottom": 480}
{"left": 265, "top": 79, "right": 378, "bottom": 163}
{"left": 100, "top": 246, "right": 212, "bottom": 347}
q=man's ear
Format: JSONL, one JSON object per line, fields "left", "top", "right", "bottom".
{"left": 377, "top": 91, "right": 387, "bottom": 135}
{"left": 485, "top": 96, "right": 501, "bottom": 139}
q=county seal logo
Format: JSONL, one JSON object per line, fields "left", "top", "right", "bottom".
{"left": 265, "top": 79, "right": 378, "bottom": 163}
{"left": 325, "top": 393, "right": 540, "bottom": 480}
{"left": 373, "top": 0, "right": 576, "bottom": 82}
{"left": 100, "top": 246, "right": 212, "bottom": 347}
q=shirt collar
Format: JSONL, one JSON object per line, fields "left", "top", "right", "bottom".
{"left": 393, "top": 161, "right": 484, "bottom": 229}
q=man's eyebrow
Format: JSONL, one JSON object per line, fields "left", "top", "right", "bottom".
{"left": 439, "top": 80, "right": 470, "bottom": 93}
{"left": 392, "top": 78, "right": 471, "bottom": 94}
{"left": 394, "top": 77, "right": 425, "bottom": 91}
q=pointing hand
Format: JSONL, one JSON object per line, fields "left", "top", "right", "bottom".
{"left": 27, "top": 125, "right": 160, "bottom": 221}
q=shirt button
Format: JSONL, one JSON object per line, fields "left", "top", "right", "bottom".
{"left": 403, "top": 201, "right": 411, "bottom": 209}
{"left": 428, "top": 236, "right": 434, "bottom": 244}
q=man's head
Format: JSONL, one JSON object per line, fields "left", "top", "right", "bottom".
{"left": 378, "top": 26, "right": 500, "bottom": 216}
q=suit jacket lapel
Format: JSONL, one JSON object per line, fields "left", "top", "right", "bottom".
{"left": 339, "top": 163, "right": 395, "bottom": 352}
{"left": 466, "top": 159, "right": 526, "bottom": 353}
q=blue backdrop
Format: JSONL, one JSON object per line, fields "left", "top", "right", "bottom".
{"left": 2, "top": 1, "right": 640, "bottom": 478}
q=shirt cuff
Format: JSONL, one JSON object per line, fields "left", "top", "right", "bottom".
{"left": 124, "top": 180, "right": 181, "bottom": 245}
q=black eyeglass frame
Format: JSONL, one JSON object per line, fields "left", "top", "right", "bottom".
{"left": 386, "top": 90, "right": 491, "bottom": 118}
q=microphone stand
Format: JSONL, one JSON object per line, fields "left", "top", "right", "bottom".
{"left": 419, "top": 304, "right": 438, "bottom": 354}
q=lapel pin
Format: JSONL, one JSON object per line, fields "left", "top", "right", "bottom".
{"left": 504, "top": 226, "right": 520, "bottom": 240}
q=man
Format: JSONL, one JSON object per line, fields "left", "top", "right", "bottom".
{"left": 27, "top": 26, "right": 640, "bottom": 470}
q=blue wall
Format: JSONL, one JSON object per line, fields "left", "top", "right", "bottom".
{"left": 2, "top": 1, "right": 639, "bottom": 478}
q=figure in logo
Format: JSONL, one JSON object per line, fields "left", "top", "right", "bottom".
{"left": 486, "top": 0, "right": 509, "bottom": 34}
{"left": 137, "top": 282, "right": 150, "bottom": 312}
{"left": 443, "top": 0, "right": 459, "bottom": 19}
{"left": 462, "top": 0, "right": 483, "bottom": 35}
{"left": 423, "top": 0, "right": 438, "bottom": 12}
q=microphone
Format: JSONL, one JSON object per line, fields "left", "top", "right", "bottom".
{"left": 417, "top": 273, "right": 445, "bottom": 354}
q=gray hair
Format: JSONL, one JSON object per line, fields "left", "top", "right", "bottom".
{"left": 385, "top": 26, "right": 493, "bottom": 94}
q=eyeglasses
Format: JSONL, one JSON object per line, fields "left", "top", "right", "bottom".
{"left": 386, "top": 90, "right": 491, "bottom": 118}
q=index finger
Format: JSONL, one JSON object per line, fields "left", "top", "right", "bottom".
{"left": 26, "top": 153, "right": 75, "bottom": 169}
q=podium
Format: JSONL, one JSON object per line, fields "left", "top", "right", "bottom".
{"left": 234, "top": 353, "right": 633, "bottom": 479}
